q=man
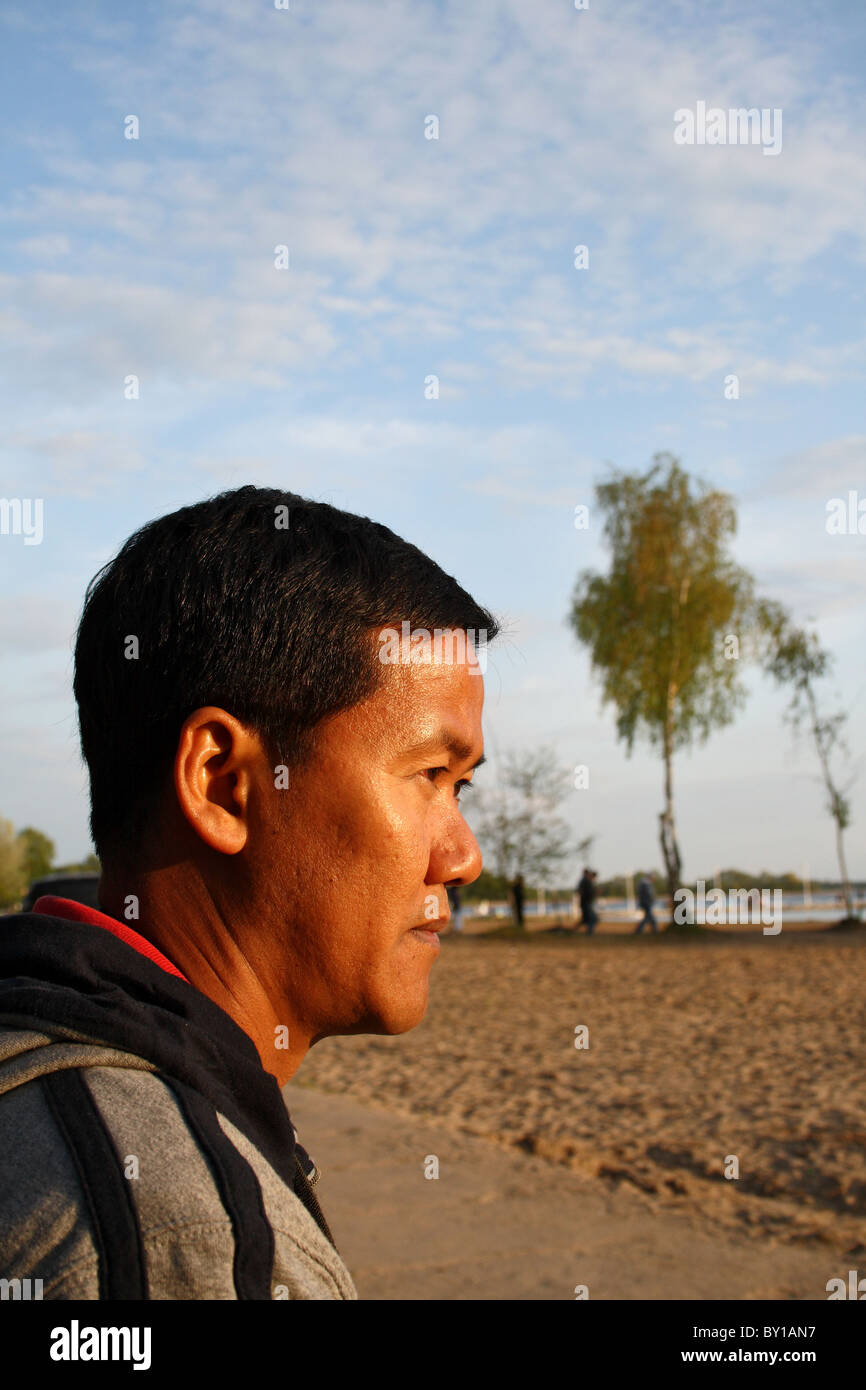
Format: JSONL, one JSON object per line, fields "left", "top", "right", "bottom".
{"left": 635, "top": 873, "right": 658, "bottom": 933}
{"left": 0, "top": 486, "right": 497, "bottom": 1300}
{"left": 577, "top": 867, "right": 598, "bottom": 934}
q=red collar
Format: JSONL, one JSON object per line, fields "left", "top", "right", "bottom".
{"left": 33, "top": 896, "right": 190, "bottom": 983}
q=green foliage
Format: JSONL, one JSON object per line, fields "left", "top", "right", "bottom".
{"left": 0, "top": 818, "right": 27, "bottom": 909}
{"left": 16, "top": 826, "right": 55, "bottom": 883}
{"left": 569, "top": 454, "right": 755, "bottom": 757}
{"left": 597, "top": 868, "right": 808, "bottom": 897}
{"left": 462, "top": 868, "right": 510, "bottom": 901}
{"left": 0, "top": 818, "right": 96, "bottom": 908}
{"left": 687, "top": 869, "right": 805, "bottom": 893}
{"left": 568, "top": 453, "right": 760, "bottom": 901}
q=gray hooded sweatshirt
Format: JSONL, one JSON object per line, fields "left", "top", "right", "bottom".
{"left": 0, "top": 902, "right": 358, "bottom": 1300}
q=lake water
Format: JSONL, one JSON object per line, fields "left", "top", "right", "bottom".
{"left": 470, "top": 893, "right": 862, "bottom": 922}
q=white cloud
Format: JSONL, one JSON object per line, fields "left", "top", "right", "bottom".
{"left": 1, "top": 0, "right": 861, "bottom": 409}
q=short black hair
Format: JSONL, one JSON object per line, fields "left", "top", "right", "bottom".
{"left": 73, "top": 485, "right": 499, "bottom": 865}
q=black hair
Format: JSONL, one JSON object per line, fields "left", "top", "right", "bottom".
{"left": 73, "top": 485, "right": 498, "bottom": 865}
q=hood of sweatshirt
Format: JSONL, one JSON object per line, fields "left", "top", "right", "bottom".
{"left": 0, "top": 906, "right": 315, "bottom": 1194}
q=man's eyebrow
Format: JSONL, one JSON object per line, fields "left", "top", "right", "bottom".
{"left": 401, "top": 733, "right": 486, "bottom": 769}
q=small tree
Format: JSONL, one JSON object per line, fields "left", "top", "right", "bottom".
{"left": 0, "top": 818, "right": 26, "bottom": 909}
{"left": 757, "top": 601, "right": 858, "bottom": 920}
{"left": 568, "top": 454, "right": 757, "bottom": 906}
{"left": 468, "top": 745, "right": 592, "bottom": 926}
{"left": 16, "top": 826, "right": 55, "bottom": 884}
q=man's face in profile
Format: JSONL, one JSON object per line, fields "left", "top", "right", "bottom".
{"left": 249, "top": 631, "right": 485, "bottom": 1045}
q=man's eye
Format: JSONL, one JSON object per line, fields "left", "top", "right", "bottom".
{"left": 421, "top": 768, "right": 473, "bottom": 800}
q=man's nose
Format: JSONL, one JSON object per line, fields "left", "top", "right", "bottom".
{"left": 428, "top": 821, "right": 483, "bottom": 888}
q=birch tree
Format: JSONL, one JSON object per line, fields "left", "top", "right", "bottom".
{"left": 757, "top": 601, "right": 858, "bottom": 921}
{"left": 568, "top": 454, "right": 756, "bottom": 906}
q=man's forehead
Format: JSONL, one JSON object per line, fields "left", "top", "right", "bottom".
{"left": 359, "top": 654, "right": 485, "bottom": 757}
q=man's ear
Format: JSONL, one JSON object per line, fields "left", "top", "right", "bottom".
{"left": 173, "top": 707, "right": 262, "bottom": 855}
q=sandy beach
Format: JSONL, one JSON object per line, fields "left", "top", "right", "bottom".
{"left": 291, "top": 926, "right": 866, "bottom": 1294}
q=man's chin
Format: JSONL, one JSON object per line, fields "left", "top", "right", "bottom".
{"left": 379, "top": 1002, "right": 429, "bottom": 1035}
{"left": 339, "top": 992, "right": 430, "bottom": 1039}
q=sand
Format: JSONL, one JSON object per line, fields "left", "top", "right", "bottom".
{"left": 286, "top": 1084, "right": 844, "bottom": 1299}
{"left": 293, "top": 930, "right": 866, "bottom": 1260}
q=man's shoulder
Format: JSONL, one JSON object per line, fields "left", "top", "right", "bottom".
{"left": 0, "top": 1042, "right": 357, "bottom": 1300}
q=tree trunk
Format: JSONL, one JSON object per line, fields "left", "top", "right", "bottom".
{"left": 506, "top": 886, "right": 524, "bottom": 929}
{"left": 659, "top": 720, "right": 682, "bottom": 915}
{"left": 806, "top": 682, "right": 856, "bottom": 920}
{"left": 834, "top": 815, "right": 855, "bottom": 919}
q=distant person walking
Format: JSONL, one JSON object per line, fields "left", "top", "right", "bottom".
{"left": 447, "top": 884, "right": 464, "bottom": 934}
{"left": 578, "top": 868, "right": 599, "bottom": 935}
{"left": 635, "top": 874, "right": 658, "bottom": 933}
{"left": 510, "top": 874, "right": 525, "bottom": 929}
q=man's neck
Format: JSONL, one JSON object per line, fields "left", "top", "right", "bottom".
{"left": 99, "top": 872, "right": 308, "bottom": 1085}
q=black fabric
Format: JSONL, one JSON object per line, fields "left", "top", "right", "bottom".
{"left": 169, "top": 1080, "right": 275, "bottom": 1299}
{"left": 0, "top": 912, "right": 329, "bottom": 1244}
{"left": 292, "top": 1155, "right": 337, "bottom": 1250}
{"left": 41, "top": 1068, "right": 148, "bottom": 1300}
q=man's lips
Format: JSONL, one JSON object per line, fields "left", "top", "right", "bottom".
{"left": 409, "top": 915, "right": 448, "bottom": 943}
{"left": 411, "top": 915, "right": 449, "bottom": 933}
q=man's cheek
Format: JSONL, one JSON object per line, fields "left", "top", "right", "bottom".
{"left": 376, "top": 793, "right": 424, "bottom": 853}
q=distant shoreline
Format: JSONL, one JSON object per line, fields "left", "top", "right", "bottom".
{"left": 452, "top": 914, "right": 865, "bottom": 938}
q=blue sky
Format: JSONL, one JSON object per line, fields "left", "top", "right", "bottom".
{"left": 1, "top": 0, "right": 864, "bottom": 881}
